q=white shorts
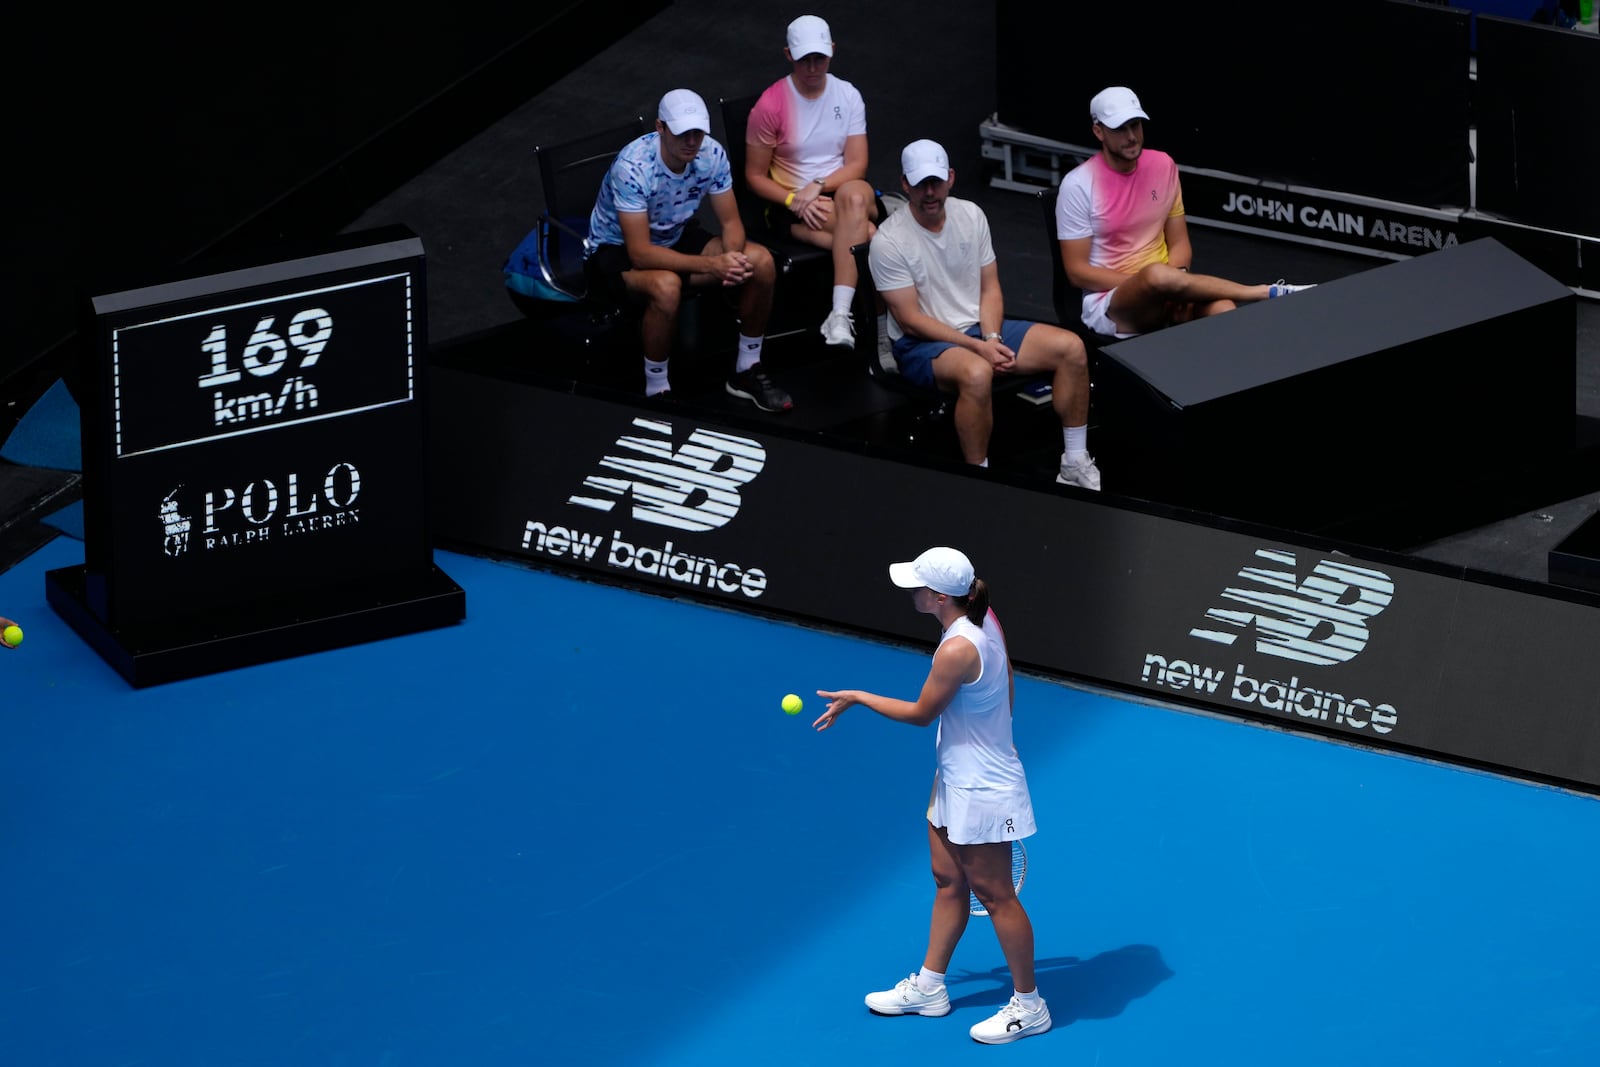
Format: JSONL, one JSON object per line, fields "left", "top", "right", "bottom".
{"left": 927, "top": 775, "right": 1037, "bottom": 846}
{"left": 1080, "top": 288, "right": 1139, "bottom": 339}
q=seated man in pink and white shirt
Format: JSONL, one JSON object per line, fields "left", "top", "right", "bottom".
{"left": 1056, "top": 86, "right": 1313, "bottom": 338}
{"left": 743, "top": 14, "right": 881, "bottom": 351}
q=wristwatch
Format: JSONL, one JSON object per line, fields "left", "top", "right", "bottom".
{"left": 984, "top": 331, "right": 1002, "bottom": 342}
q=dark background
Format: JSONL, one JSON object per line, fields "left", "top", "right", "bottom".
{"left": 997, "top": 1, "right": 1477, "bottom": 209}
{"left": 2, "top": 1, "right": 667, "bottom": 392}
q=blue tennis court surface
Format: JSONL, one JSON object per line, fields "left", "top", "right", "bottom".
{"left": 3, "top": 536, "right": 1597, "bottom": 1065}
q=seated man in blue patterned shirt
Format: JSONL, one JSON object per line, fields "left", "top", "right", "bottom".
{"left": 585, "top": 89, "right": 790, "bottom": 411}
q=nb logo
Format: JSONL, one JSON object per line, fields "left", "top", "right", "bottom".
{"left": 1189, "top": 549, "right": 1393, "bottom": 666}
{"left": 569, "top": 417, "right": 765, "bottom": 532}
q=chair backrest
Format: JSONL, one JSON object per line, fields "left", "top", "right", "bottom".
{"left": 534, "top": 117, "right": 648, "bottom": 232}
{"left": 850, "top": 240, "right": 911, "bottom": 383}
{"left": 717, "top": 93, "right": 771, "bottom": 239}
{"left": 1039, "top": 188, "right": 1078, "bottom": 327}
{"left": 506, "top": 118, "right": 647, "bottom": 314}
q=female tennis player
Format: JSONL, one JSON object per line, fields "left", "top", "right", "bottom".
{"left": 814, "top": 546, "right": 1049, "bottom": 1045}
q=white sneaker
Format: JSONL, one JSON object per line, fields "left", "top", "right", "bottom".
{"left": 1267, "top": 279, "right": 1315, "bottom": 298}
{"left": 1056, "top": 454, "right": 1102, "bottom": 491}
{"left": 864, "top": 974, "right": 952, "bottom": 1017}
{"left": 969, "top": 995, "right": 1052, "bottom": 1044}
{"left": 821, "top": 309, "right": 856, "bottom": 349}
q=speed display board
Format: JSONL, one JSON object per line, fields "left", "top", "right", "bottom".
{"left": 51, "top": 226, "right": 464, "bottom": 685}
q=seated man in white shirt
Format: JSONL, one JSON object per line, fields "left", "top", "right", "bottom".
{"left": 870, "top": 140, "right": 1100, "bottom": 490}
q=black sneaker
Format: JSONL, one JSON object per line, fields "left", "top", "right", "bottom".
{"left": 725, "top": 364, "right": 793, "bottom": 412}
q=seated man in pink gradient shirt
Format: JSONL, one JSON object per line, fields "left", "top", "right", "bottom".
{"left": 1056, "top": 86, "right": 1313, "bottom": 338}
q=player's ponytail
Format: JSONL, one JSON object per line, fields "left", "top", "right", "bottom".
{"left": 962, "top": 578, "right": 990, "bottom": 626}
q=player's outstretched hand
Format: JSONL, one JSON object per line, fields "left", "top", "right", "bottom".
{"left": 813, "top": 688, "right": 861, "bottom": 731}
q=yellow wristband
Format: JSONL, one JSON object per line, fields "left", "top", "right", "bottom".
{"left": 785, "top": 192, "right": 796, "bottom": 208}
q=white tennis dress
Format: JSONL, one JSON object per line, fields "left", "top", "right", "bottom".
{"left": 926, "top": 611, "right": 1037, "bottom": 845}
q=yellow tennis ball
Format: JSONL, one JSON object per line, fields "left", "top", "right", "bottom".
{"left": 2, "top": 624, "right": 22, "bottom": 647}
{"left": 781, "top": 693, "right": 803, "bottom": 715}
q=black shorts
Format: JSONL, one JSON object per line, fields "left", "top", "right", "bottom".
{"left": 583, "top": 221, "right": 716, "bottom": 307}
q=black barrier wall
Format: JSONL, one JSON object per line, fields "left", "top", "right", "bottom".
{"left": 430, "top": 368, "right": 1600, "bottom": 795}
{"left": 1091, "top": 239, "right": 1576, "bottom": 539}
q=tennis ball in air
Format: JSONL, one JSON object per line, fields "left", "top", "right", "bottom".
{"left": 2, "top": 624, "right": 22, "bottom": 647}
{"left": 781, "top": 693, "right": 803, "bottom": 715}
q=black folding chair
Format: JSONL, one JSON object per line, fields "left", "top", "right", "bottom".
{"left": 1038, "top": 188, "right": 1120, "bottom": 355}
{"left": 848, "top": 240, "right": 953, "bottom": 443}
{"left": 502, "top": 117, "right": 647, "bottom": 323}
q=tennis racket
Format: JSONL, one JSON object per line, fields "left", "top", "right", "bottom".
{"left": 969, "top": 839, "right": 1027, "bottom": 917}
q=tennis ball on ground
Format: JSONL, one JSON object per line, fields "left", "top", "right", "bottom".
{"left": 2, "top": 624, "right": 22, "bottom": 647}
{"left": 781, "top": 693, "right": 803, "bottom": 715}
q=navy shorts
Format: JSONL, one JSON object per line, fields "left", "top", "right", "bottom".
{"left": 892, "top": 319, "right": 1035, "bottom": 390}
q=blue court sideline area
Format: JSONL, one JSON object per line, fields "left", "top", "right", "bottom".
{"left": 3, "top": 536, "right": 1598, "bottom": 1065}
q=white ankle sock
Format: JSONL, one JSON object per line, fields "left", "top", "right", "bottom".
{"left": 1015, "top": 988, "right": 1042, "bottom": 1010}
{"left": 644, "top": 359, "right": 670, "bottom": 396}
{"left": 736, "top": 334, "right": 764, "bottom": 373}
{"left": 1063, "top": 425, "right": 1087, "bottom": 462}
{"left": 831, "top": 286, "right": 854, "bottom": 315}
{"left": 917, "top": 967, "right": 945, "bottom": 993}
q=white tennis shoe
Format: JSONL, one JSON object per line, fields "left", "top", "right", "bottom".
{"left": 969, "top": 994, "right": 1052, "bottom": 1044}
{"left": 864, "top": 974, "right": 951, "bottom": 1017}
{"left": 821, "top": 309, "right": 856, "bottom": 348}
{"left": 1056, "top": 454, "right": 1102, "bottom": 491}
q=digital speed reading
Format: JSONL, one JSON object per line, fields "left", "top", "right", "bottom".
{"left": 198, "top": 308, "right": 333, "bottom": 387}
{"left": 111, "top": 272, "right": 415, "bottom": 458}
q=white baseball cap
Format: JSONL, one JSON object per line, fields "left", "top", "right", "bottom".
{"left": 786, "top": 14, "right": 833, "bottom": 58}
{"left": 1090, "top": 86, "right": 1149, "bottom": 128}
{"left": 889, "top": 547, "right": 975, "bottom": 597}
{"left": 901, "top": 139, "right": 950, "bottom": 185}
{"left": 658, "top": 88, "right": 711, "bottom": 135}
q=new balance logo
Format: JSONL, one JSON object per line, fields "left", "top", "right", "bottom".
{"left": 568, "top": 418, "right": 766, "bottom": 532}
{"left": 1189, "top": 549, "right": 1394, "bottom": 666}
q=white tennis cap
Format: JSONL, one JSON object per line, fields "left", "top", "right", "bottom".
{"left": 1090, "top": 86, "right": 1148, "bottom": 128}
{"left": 786, "top": 14, "right": 833, "bottom": 58}
{"left": 901, "top": 139, "right": 950, "bottom": 186}
{"left": 658, "top": 88, "right": 711, "bottom": 135}
{"left": 889, "top": 547, "right": 975, "bottom": 597}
